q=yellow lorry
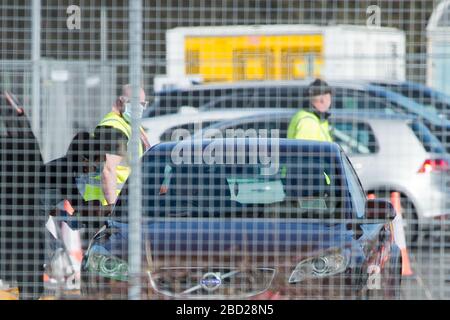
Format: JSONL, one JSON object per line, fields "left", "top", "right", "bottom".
{"left": 159, "top": 24, "right": 405, "bottom": 90}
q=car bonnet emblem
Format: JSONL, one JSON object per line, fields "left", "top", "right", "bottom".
{"left": 200, "top": 272, "right": 222, "bottom": 291}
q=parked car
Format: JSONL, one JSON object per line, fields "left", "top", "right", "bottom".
{"left": 81, "top": 138, "right": 401, "bottom": 300}
{"left": 146, "top": 80, "right": 450, "bottom": 152}
{"left": 199, "top": 110, "right": 450, "bottom": 245}
{"left": 140, "top": 108, "right": 277, "bottom": 146}
{"left": 370, "top": 80, "right": 450, "bottom": 120}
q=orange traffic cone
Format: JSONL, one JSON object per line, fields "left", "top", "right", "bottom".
{"left": 390, "top": 192, "right": 413, "bottom": 276}
{"left": 63, "top": 199, "right": 75, "bottom": 215}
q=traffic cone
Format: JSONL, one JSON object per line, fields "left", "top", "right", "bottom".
{"left": 390, "top": 192, "right": 413, "bottom": 276}
{"left": 63, "top": 199, "right": 75, "bottom": 215}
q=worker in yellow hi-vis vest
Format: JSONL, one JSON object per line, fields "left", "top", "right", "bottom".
{"left": 287, "top": 78, "right": 333, "bottom": 142}
{"left": 79, "top": 84, "right": 151, "bottom": 209}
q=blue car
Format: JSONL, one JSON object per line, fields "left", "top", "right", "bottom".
{"left": 362, "top": 82, "right": 450, "bottom": 149}
{"left": 81, "top": 138, "right": 401, "bottom": 299}
{"left": 371, "top": 80, "right": 450, "bottom": 121}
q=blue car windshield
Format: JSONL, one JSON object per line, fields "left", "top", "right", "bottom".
{"left": 371, "top": 85, "right": 450, "bottom": 124}
{"left": 130, "top": 151, "right": 354, "bottom": 220}
{"left": 409, "top": 120, "right": 446, "bottom": 154}
{"left": 397, "top": 87, "right": 450, "bottom": 119}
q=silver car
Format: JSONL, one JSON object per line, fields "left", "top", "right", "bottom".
{"left": 199, "top": 109, "right": 450, "bottom": 245}
{"left": 140, "top": 108, "right": 278, "bottom": 146}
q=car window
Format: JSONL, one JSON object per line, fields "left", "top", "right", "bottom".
{"left": 341, "top": 154, "right": 366, "bottom": 218}
{"left": 200, "top": 87, "right": 309, "bottom": 110}
{"left": 398, "top": 88, "right": 450, "bottom": 118}
{"left": 201, "top": 96, "right": 256, "bottom": 110}
{"left": 376, "top": 84, "right": 443, "bottom": 115}
{"left": 333, "top": 89, "right": 396, "bottom": 115}
{"left": 199, "top": 87, "right": 259, "bottom": 110}
{"left": 122, "top": 147, "right": 351, "bottom": 220}
{"left": 408, "top": 120, "right": 446, "bottom": 154}
{"left": 254, "top": 87, "right": 307, "bottom": 109}
{"left": 332, "top": 121, "right": 378, "bottom": 155}
{"left": 148, "top": 90, "right": 212, "bottom": 117}
{"left": 160, "top": 121, "right": 219, "bottom": 142}
{"left": 148, "top": 96, "right": 193, "bottom": 117}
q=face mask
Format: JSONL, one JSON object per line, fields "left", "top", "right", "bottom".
{"left": 123, "top": 102, "right": 144, "bottom": 123}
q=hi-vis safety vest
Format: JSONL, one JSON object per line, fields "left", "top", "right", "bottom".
{"left": 82, "top": 112, "right": 145, "bottom": 206}
{"left": 287, "top": 109, "right": 333, "bottom": 142}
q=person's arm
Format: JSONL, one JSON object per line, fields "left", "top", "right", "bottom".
{"left": 94, "top": 126, "right": 128, "bottom": 205}
{"left": 101, "top": 153, "right": 123, "bottom": 204}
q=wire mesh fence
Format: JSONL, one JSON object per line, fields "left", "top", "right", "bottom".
{"left": 1, "top": 0, "right": 450, "bottom": 300}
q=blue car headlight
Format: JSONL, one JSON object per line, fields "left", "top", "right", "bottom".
{"left": 288, "top": 249, "right": 348, "bottom": 284}
{"left": 86, "top": 253, "right": 128, "bottom": 282}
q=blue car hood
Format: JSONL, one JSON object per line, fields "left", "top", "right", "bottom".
{"left": 91, "top": 218, "right": 382, "bottom": 269}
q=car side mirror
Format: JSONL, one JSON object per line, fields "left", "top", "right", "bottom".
{"left": 365, "top": 199, "right": 396, "bottom": 221}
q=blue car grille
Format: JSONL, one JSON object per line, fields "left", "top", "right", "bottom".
{"left": 148, "top": 267, "right": 276, "bottom": 299}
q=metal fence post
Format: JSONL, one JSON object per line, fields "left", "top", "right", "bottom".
{"left": 128, "top": 0, "right": 143, "bottom": 300}
{"left": 31, "top": 0, "right": 41, "bottom": 139}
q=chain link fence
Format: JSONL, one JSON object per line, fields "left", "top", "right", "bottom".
{"left": 1, "top": 0, "right": 450, "bottom": 300}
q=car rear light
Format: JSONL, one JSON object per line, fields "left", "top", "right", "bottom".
{"left": 418, "top": 159, "right": 449, "bottom": 173}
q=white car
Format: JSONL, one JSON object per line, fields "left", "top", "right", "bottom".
{"left": 140, "top": 107, "right": 275, "bottom": 146}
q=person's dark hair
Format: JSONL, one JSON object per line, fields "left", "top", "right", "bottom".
{"left": 308, "top": 78, "right": 332, "bottom": 97}
{"left": 66, "top": 131, "right": 98, "bottom": 164}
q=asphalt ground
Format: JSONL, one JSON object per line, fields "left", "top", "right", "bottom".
{"left": 401, "top": 245, "right": 450, "bottom": 299}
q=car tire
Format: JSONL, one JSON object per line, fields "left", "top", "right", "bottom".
{"left": 384, "top": 255, "right": 403, "bottom": 300}
{"left": 80, "top": 271, "right": 97, "bottom": 299}
{"left": 401, "top": 197, "right": 419, "bottom": 248}
{"left": 79, "top": 261, "right": 112, "bottom": 299}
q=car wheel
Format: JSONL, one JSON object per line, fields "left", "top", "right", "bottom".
{"left": 383, "top": 255, "right": 403, "bottom": 300}
{"left": 401, "top": 197, "right": 419, "bottom": 248}
{"left": 80, "top": 270, "right": 112, "bottom": 299}
{"left": 80, "top": 271, "right": 97, "bottom": 299}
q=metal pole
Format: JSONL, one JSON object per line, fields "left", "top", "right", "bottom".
{"left": 128, "top": 0, "right": 143, "bottom": 300}
{"left": 100, "top": 5, "right": 108, "bottom": 117}
{"left": 306, "top": 53, "right": 314, "bottom": 79}
{"left": 31, "top": 0, "right": 41, "bottom": 139}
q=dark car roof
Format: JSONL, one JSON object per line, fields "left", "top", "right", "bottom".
{"left": 146, "top": 138, "right": 342, "bottom": 158}
{"left": 204, "top": 109, "right": 417, "bottom": 123}
{"left": 370, "top": 80, "right": 432, "bottom": 89}
{"left": 370, "top": 80, "right": 450, "bottom": 100}
{"left": 333, "top": 110, "right": 416, "bottom": 121}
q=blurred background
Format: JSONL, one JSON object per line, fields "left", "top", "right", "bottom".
{"left": 1, "top": 0, "right": 450, "bottom": 300}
